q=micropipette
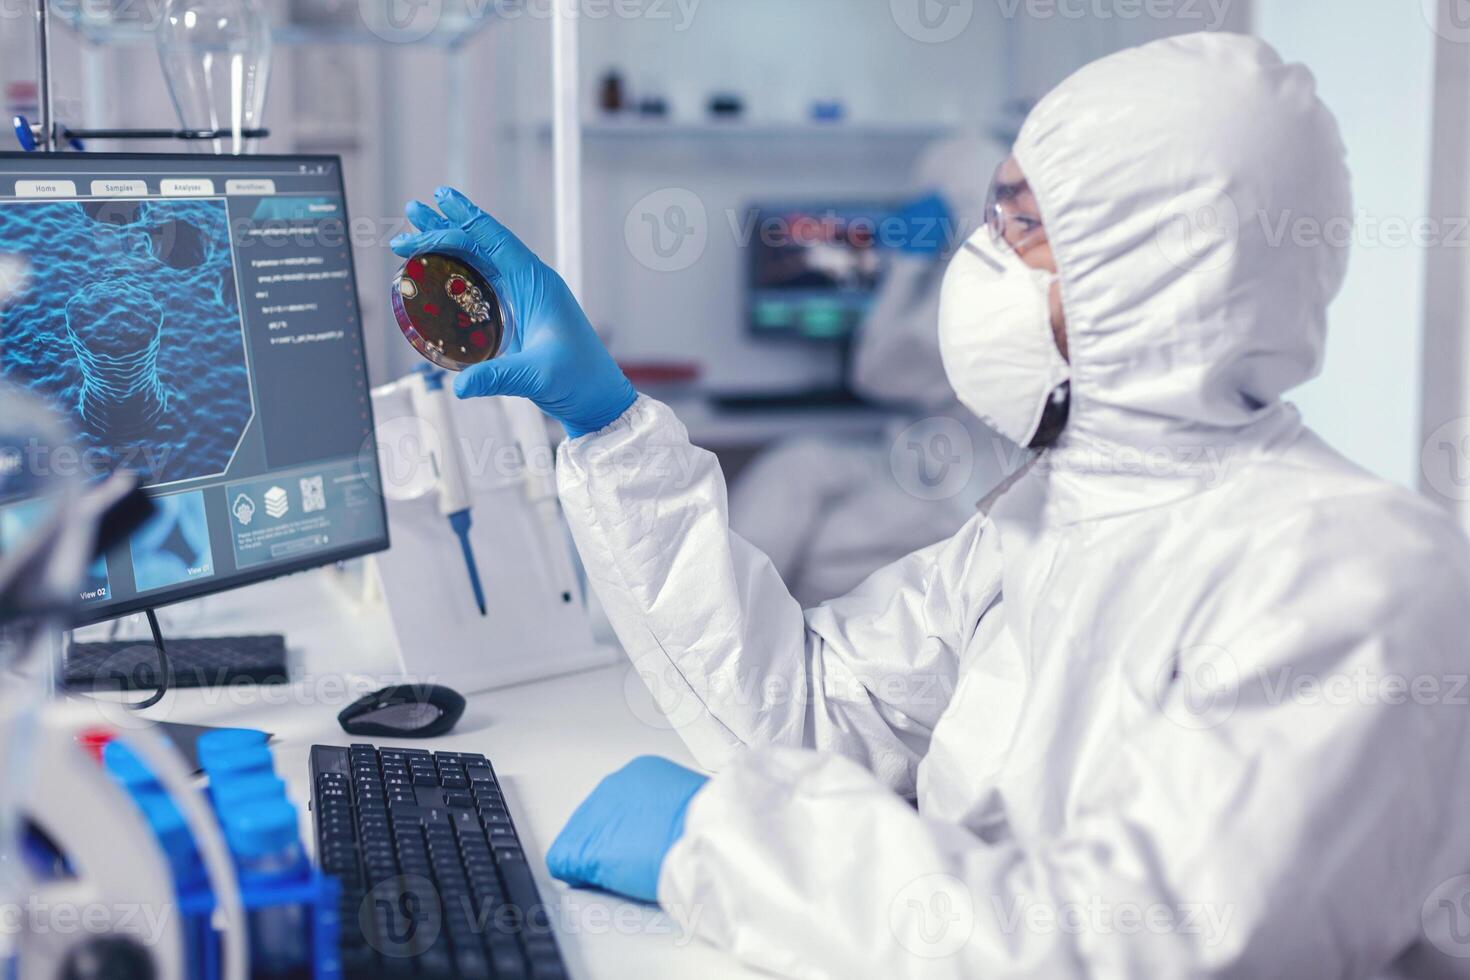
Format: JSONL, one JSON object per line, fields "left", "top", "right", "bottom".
{"left": 409, "top": 365, "right": 486, "bottom": 616}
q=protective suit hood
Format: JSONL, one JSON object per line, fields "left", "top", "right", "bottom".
{"left": 1011, "top": 32, "right": 1352, "bottom": 521}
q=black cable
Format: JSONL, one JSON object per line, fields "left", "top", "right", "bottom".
{"left": 130, "top": 608, "right": 171, "bottom": 711}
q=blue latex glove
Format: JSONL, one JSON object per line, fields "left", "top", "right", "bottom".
{"left": 883, "top": 191, "right": 954, "bottom": 256}
{"left": 546, "top": 756, "right": 708, "bottom": 903}
{"left": 389, "top": 187, "right": 637, "bottom": 438}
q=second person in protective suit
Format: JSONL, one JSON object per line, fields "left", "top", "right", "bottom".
{"left": 728, "top": 133, "right": 1018, "bottom": 607}
{"left": 390, "top": 31, "right": 1470, "bottom": 979}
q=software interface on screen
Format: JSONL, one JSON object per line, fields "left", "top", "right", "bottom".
{"left": 747, "top": 202, "right": 899, "bottom": 341}
{"left": 0, "top": 154, "right": 388, "bottom": 623}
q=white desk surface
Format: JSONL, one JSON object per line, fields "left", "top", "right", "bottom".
{"left": 91, "top": 572, "right": 761, "bottom": 980}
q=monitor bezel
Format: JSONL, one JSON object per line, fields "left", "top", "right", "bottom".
{"left": 0, "top": 151, "right": 391, "bottom": 627}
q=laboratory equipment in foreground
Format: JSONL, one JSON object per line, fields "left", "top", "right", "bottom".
{"left": 7, "top": 707, "right": 353, "bottom": 980}
{"left": 0, "top": 383, "right": 327, "bottom": 980}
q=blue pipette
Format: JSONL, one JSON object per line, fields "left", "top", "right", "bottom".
{"left": 411, "top": 366, "right": 486, "bottom": 615}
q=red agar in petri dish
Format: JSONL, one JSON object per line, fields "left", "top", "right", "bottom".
{"left": 391, "top": 253, "right": 508, "bottom": 371}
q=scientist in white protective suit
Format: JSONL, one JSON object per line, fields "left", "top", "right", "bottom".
{"left": 729, "top": 133, "right": 1020, "bottom": 607}
{"left": 390, "top": 32, "right": 1470, "bottom": 979}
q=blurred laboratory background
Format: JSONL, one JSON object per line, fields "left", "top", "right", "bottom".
{"left": 3, "top": 0, "right": 1460, "bottom": 601}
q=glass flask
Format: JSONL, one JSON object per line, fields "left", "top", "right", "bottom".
{"left": 156, "top": 0, "right": 272, "bottom": 155}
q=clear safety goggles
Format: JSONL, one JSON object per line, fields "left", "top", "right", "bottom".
{"left": 985, "top": 162, "right": 1049, "bottom": 256}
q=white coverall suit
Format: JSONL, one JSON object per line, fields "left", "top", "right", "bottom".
{"left": 555, "top": 32, "right": 1470, "bottom": 978}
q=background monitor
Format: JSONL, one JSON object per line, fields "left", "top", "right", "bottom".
{"left": 745, "top": 201, "right": 900, "bottom": 342}
{"left": 0, "top": 152, "right": 389, "bottom": 626}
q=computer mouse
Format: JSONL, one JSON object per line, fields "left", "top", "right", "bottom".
{"left": 338, "top": 684, "right": 466, "bottom": 738}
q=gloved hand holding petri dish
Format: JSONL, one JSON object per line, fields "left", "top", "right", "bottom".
{"left": 390, "top": 187, "right": 638, "bottom": 437}
{"left": 391, "top": 251, "right": 513, "bottom": 371}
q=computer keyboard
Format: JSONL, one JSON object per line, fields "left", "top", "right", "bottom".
{"left": 65, "top": 634, "right": 288, "bottom": 690}
{"left": 310, "top": 744, "right": 568, "bottom": 980}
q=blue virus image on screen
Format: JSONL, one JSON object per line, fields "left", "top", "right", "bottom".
{"left": 129, "top": 490, "right": 214, "bottom": 592}
{"left": 0, "top": 496, "right": 110, "bottom": 602}
{"left": 0, "top": 199, "right": 251, "bottom": 486}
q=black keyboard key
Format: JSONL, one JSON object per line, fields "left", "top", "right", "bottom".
{"left": 524, "top": 938, "right": 560, "bottom": 961}
{"left": 526, "top": 952, "right": 564, "bottom": 980}
{"left": 498, "top": 859, "right": 548, "bottom": 928}
{"left": 455, "top": 949, "right": 492, "bottom": 980}
{"left": 313, "top": 746, "right": 351, "bottom": 773}
{"left": 340, "top": 946, "right": 378, "bottom": 977}
{"left": 488, "top": 939, "right": 528, "bottom": 980}
{"left": 417, "top": 947, "right": 453, "bottom": 979}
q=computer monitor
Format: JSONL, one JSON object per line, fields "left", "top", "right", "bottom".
{"left": 0, "top": 152, "right": 389, "bottom": 626}
{"left": 745, "top": 201, "right": 900, "bottom": 342}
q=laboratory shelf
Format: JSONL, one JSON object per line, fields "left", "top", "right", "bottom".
{"left": 575, "top": 119, "right": 961, "bottom": 141}
{"left": 51, "top": 6, "right": 501, "bottom": 50}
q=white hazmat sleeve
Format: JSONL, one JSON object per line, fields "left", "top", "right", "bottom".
{"left": 555, "top": 395, "right": 999, "bottom": 794}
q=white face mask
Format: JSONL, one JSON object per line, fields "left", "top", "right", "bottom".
{"left": 937, "top": 229, "right": 1070, "bottom": 448}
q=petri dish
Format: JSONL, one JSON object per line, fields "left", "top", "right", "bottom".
{"left": 391, "top": 252, "right": 509, "bottom": 371}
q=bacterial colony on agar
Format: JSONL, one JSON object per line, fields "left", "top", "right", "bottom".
{"left": 391, "top": 253, "right": 508, "bottom": 371}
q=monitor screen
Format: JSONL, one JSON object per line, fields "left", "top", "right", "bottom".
{"left": 0, "top": 153, "right": 388, "bottom": 625}
{"left": 746, "top": 201, "right": 899, "bottom": 342}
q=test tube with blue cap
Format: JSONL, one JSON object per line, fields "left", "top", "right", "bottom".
{"left": 202, "top": 739, "right": 276, "bottom": 810}
{"left": 203, "top": 743, "right": 274, "bottom": 781}
{"left": 212, "top": 772, "right": 289, "bottom": 809}
{"left": 221, "top": 797, "right": 310, "bottom": 979}
{"left": 197, "top": 727, "right": 268, "bottom": 767}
